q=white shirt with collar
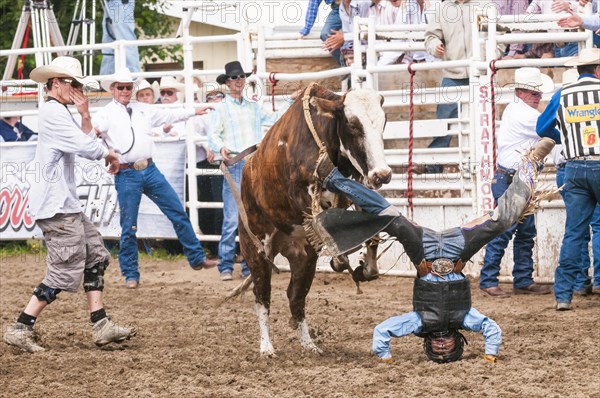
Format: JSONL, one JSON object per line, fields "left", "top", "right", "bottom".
{"left": 93, "top": 100, "right": 195, "bottom": 164}
{"left": 496, "top": 98, "right": 542, "bottom": 170}
{"left": 28, "top": 99, "right": 109, "bottom": 220}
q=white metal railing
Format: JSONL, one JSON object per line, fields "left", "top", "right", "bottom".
{"left": 1, "top": 9, "right": 595, "bottom": 278}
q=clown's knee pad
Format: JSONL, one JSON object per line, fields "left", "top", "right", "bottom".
{"left": 83, "top": 260, "right": 109, "bottom": 292}
{"left": 33, "top": 283, "right": 62, "bottom": 304}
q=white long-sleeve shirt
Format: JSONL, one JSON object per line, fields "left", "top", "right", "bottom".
{"left": 93, "top": 100, "right": 195, "bottom": 163}
{"left": 497, "top": 98, "right": 542, "bottom": 169}
{"left": 27, "top": 99, "right": 109, "bottom": 220}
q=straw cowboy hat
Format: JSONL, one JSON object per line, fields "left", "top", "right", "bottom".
{"left": 30, "top": 56, "right": 87, "bottom": 84}
{"left": 101, "top": 67, "right": 136, "bottom": 92}
{"left": 216, "top": 61, "right": 252, "bottom": 85}
{"left": 564, "top": 48, "right": 600, "bottom": 67}
{"left": 159, "top": 76, "right": 185, "bottom": 92}
{"left": 134, "top": 79, "right": 159, "bottom": 99}
{"left": 507, "top": 67, "right": 554, "bottom": 93}
{"left": 560, "top": 68, "right": 579, "bottom": 87}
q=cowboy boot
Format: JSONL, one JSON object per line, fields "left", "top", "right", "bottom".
{"left": 383, "top": 215, "right": 425, "bottom": 266}
{"left": 459, "top": 138, "right": 555, "bottom": 262}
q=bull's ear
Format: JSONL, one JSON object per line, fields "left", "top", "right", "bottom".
{"left": 309, "top": 97, "right": 343, "bottom": 118}
{"left": 379, "top": 94, "right": 384, "bottom": 106}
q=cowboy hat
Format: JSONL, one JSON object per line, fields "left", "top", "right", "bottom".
{"left": 30, "top": 56, "right": 87, "bottom": 84}
{"left": 100, "top": 67, "right": 136, "bottom": 92}
{"left": 159, "top": 76, "right": 185, "bottom": 92}
{"left": 507, "top": 67, "right": 554, "bottom": 93}
{"left": 216, "top": 61, "right": 252, "bottom": 85}
{"left": 564, "top": 48, "right": 600, "bottom": 67}
{"left": 134, "top": 79, "right": 160, "bottom": 100}
{"left": 559, "top": 68, "right": 579, "bottom": 87}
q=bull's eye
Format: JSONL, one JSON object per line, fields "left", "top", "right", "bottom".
{"left": 347, "top": 117, "right": 363, "bottom": 135}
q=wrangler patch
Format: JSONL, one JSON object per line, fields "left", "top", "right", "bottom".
{"left": 565, "top": 104, "right": 600, "bottom": 123}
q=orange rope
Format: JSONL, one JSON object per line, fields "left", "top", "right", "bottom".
{"left": 407, "top": 63, "right": 416, "bottom": 220}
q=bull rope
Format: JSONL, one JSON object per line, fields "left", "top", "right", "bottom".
{"left": 407, "top": 63, "right": 416, "bottom": 220}
{"left": 302, "top": 82, "right": 332, "bottom": 215}
{"left": 489, "top": 59, "right": 498, "bottom": 175}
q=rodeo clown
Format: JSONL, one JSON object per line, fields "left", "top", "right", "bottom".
{"left": 307, "top": 136, "right": 556, "bottom": 363}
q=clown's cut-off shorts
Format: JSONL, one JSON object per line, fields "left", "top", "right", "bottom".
{"left": 36, "top": 213, "right": 111, "bottom": 292}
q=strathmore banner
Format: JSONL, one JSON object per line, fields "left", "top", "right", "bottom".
{"left": 0, "top": 140, "right": 186, "bottom": 240}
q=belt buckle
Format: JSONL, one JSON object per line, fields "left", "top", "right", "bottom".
{"left": 133, "top": 159, "right": 148, "bottom": 171}
{"left": 431, "top": 258, "right": 454, "bottom": 276}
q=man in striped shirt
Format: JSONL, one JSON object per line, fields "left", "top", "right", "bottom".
{"left": 209, "top": 61, "right": 298, "bottom": 281}
{"left": 537, "top": 47, "right": 600, "bottom": 310}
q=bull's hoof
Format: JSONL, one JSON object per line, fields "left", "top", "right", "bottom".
{"left": 301, "top": 342, "right": 324, "bottom": 355}
{"left": 352, "top": 265, "right": 379, "bottom": 283}
{"left": 260, "top": 348, "right": 276, "bottom": 357}
{"left": 330, "top": 255, "right": 349, "bottom": 273}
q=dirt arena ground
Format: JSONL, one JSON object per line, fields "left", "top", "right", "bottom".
{"left": 1, "top": 254, "right": 599, "bottom": 398}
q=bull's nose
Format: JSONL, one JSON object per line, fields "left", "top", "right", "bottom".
{"left": 369, "top": 167, "right": 392, "bottom": 187}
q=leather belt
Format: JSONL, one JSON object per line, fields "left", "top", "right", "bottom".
{"left": 120, "top": 158, "right": 153, "bottom": 170}
{"left": 496, "top": 166, "right": 515, "bottom": 175}
{"left": 222, "top": 145, "right": 258, "bottom": 167}
{"left": 417, "top": 259, "right": 464, "bottom": 277}
{"left": 570, "top": 155, "right": 600, "bottom": 161}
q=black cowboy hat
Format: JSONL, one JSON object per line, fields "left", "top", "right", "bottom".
{"left": 216, "top": 61, "right": 252, "bottom": 85}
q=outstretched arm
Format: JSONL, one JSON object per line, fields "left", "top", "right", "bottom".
{"left": 372, "top": 312, "right": 422, "bottom": 360}
{"left": 462, "top": 308, "right": 502, "bottom": 356}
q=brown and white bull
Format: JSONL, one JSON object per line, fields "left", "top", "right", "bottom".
{"left": 239, "top": 83, "right": 391, "bottom": 355}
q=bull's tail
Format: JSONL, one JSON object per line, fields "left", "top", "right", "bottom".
{"left": 217, "top": 276, "right": 254, "bottom": 307}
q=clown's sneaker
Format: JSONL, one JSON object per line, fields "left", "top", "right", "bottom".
{"left": 92, "top": 318, "right": 136, "bottom": 346}
{"left": 4, "top": 322, "right": 45, "bottom": 353}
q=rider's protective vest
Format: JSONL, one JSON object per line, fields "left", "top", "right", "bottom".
{"left": 412, "top": 277, "right": 471, "bottom": 334}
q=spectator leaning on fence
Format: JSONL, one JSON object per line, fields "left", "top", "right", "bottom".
{"left": 93, "top": 67, "right": 218, "bottom": 289}
{"left": 525, "top": 0, "right": 579, "bottom": 59}
{"left": 424, "top": 0, "right": 505, "bottom": 173}
{"left": 3, "top": 56, "right": 136, "bottom": 353}
{"left": 479, "top": 68, "right": 554, "bottom": 298}
{"left": 300, "top": 0, "right": 344, "bottom": 66}
{"left": 323, "top": 0, "right": 371, "bottom": 67}
{"left": 558, "top": 0, "right": 600, "bottom": 33}
{"left": 536, "top": 48, "right": 600, "bottom": 310}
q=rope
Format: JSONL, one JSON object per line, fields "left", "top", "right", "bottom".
{"left": 407, "top": 63, "right": 416, "bottom": 220}
{"left": 269, "top": 72, "right": 278, "bottom": 112}
{"left": 489, "top": 59, "right": 498, "bottom": 176}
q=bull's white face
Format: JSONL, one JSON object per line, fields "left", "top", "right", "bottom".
{"left": 341, "top": 89, "right": 391, "bottom": 189}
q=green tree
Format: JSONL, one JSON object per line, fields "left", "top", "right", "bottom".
{"left": 0, "top": 0, "right": 182, "bottom": 79}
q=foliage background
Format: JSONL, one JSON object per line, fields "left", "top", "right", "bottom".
{"left": 0, "top": 0, "right": 181, "bottom": 78}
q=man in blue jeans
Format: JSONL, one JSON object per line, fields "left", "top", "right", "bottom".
{"left": 479, "top": 68, "right": 555, "bottom": 298}
{"left": 299, "top": 0, "right": 343, "bottom": 66}
{"left": 537, "top": 48, "right": 600, "bottom": 310}
{"left": 555, "top": 152, "right": 600, "bottom": 296}
{"left": 94, "top": 68, "right": 217, "bottom": 288}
